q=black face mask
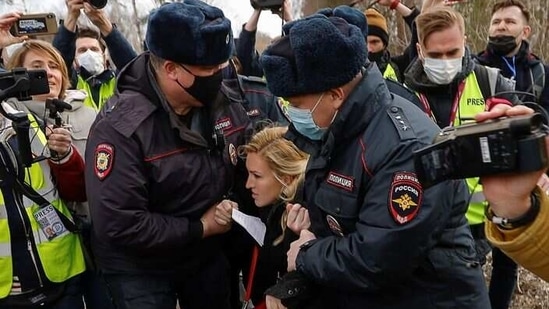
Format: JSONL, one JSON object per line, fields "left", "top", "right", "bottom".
{"left": 177, "top": 65, "right": 223, "bottom": 106}
{"left": 487, "top": 35, "right": 518, "bottom": 56}
{"left": 368, "top": 50, "right": 385, "bottom": 65}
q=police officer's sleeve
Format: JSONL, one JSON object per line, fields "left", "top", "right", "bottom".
{"left": 85, "top": 119, "right": 203, "bottom": 251}
{"left": 295, "top": 139, "right": 469, "bottom": 291}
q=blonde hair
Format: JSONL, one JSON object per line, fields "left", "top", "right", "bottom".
{"left": 6, "top": 40, "right": 70, "bottom": 100}
{"left": 240, "top": 126, "right": 309, "bottom": 245}
{"left": 416, "top": 6, "right": 465, "bottom": 47}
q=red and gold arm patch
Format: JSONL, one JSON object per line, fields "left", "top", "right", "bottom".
{"left": 95, "top": 143, "right": 114, "bottom": 180}
{"left": 388, "top": 172, "right": 423, "bottom": 225}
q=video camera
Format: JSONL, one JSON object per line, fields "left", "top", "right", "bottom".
{"left": 251, "top": 0, "right": 283, "bottom": 11}
{"left": 413, "top": 113, "right": 548, "bottom": 189}
{"left": 0, "top": 68, "right": 50, "bottom": 167}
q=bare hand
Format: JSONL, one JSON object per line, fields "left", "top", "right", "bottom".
{"left": 201, "top": 200, "right": 236, "bottom": 238}
{"left": 214, "top": 199, "right": 238, "bottom": 226}
{"left": 287, "top": 229, "right": 316, "bottom": 272}
{"left": 265, "top": 295, "right": 288, "bottom": 309}
{"left": 537, "top": 174, "right": 549, "bottom": 194}
{"left": 66, "top": 0, "right": 84, "bottom": 19}
{"left": 46, "top": 126, "right": 72, "bottom": 157}
{"left": 421, "top": 0, "right": 447, "bottom": 11}
{"left": 83, "top": 2, "right": 113, "bottom": 36}
{"left": 271, "top": 0, "right": 293, "bottom": 22}
{"left": 286, "top": 203, "right": 310, "bottom": 234}
{"left": 376, "top": 0, "right": 393, "bottom": 7}
{"left": 476, "top": 104, "right": 547, "bottom": 219}
{"left": 0, "top": 12, "right": 28, "bottom": 49}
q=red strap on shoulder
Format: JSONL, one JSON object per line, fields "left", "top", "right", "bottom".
{"left": 390, "top": 0, "right": 401, "bottom": 10}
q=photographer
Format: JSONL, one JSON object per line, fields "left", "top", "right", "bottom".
{"left": 0, "top": 15, "right": 88, "bottom": 309}
{"left": 237, "top": 0, "right": 292, "bottom": 77}
{"left": 5, "top": 39, "right": 110, "bottom": 309}
{"left": 53, "top": 0, "right": 137, "bottom": 110}
{"left": 478, "top": 104, "right": 549, "bottom": 282}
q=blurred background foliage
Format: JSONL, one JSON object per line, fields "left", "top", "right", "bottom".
{"left": 299, "top": 0, "right": 548, "bottom": 60}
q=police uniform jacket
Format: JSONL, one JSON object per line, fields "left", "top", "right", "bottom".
{"left": 222, "top": 75, "right": 288, "bottom": 130}
{"left": 85, "top": 53, "right": 252, "bottom": 275}
{"left": 287, "top": 64, "right": 490, "bottom": 308}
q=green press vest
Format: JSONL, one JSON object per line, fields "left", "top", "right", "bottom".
{"left": 76, "top": 75, "right": 117, "bottom": 110}
{"left": 419, "top": 71, "right": 488, "bottom": 225}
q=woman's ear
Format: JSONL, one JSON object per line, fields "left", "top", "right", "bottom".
{"left": 280, "top": 175, "right": 294, "bottom": 187}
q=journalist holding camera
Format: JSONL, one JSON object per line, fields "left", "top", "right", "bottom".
{"left": 237, "top": 0, "right": 292, "bottom": 77}
{"left": 1, "top": 11, "right": 115, "bottom": 309}
{"left": 0, "top": 12, "right": 91, "bottom": 309}
{"left": 52, "top": 0, "right": 136, "bottom": 110}
{"left": 475, "top": 104, "right": 549, "bottom": 282}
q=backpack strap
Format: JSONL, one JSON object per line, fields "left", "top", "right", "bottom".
{"left": 474, "top": 64, "right": 500, "bottom": 100}
{"left": 530, "top": 62, "right": 545, "bottom": 102}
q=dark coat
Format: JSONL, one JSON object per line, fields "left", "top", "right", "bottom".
{"left": 286, "top": 64, "right": 490, "bottom": 309}
{"left": 476, "top": 41, "right": 549, "bottom": 112}
{"left": 86, "top": 53, "right": 252, "bottom": 275}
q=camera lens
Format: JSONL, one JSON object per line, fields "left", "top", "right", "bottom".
{"left": 87, "top": 0, "right": 108, "bottom": 9}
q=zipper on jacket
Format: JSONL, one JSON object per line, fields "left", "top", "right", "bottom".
{"left": 16, "top": 191, "right": 44, "bottom": 288}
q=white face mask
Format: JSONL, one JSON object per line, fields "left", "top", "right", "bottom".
{"left": 423, "top": 57, "right": 463, "bottom": 85}
{"left": 76, "top": 50, "right": 105, "bottom": 76}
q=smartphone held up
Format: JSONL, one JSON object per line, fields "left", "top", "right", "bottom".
{"left": 11, "top": 13, "right": 58, "bottom": 37}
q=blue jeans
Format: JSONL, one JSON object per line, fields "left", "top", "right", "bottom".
{"left": 103, "top": 254, "right": 230, "bottom": 309}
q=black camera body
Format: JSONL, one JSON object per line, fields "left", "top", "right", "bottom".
{"left": 251, "top": 0, "right": 283, "bottom": 11}
{"left": 414, "top": 114, "right": 548, "bottom": 188}
{"left": 0, "top": 68, "right": 50, "bottom": 167}
{"left": 86, "top": 0, "right": 108, "bottom": 9}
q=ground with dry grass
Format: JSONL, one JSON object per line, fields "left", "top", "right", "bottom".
{"left": 483, "top": 254, "right": 549, "bottom": 309}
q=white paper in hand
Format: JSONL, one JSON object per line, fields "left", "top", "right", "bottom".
{"left": 232, "top": 209, "right": 266, "bottom": 246}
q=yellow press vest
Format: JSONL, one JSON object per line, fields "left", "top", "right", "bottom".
{"left": 454, "top": 72, "right": 489, "bottom": 225}
{"left": 418, "top": 71, "right": 489, "bottom": 225}
{"left": 76, "top": 75, "right": 117, "bottom": 110}
{"left": 0, "top": 114, "right": 86, "bottom": 298}
{"left": 383, "top": 63, "right": 399, "bottom": 82}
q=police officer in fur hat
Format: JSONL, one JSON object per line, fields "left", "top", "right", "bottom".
{"left": 260, "top": 14, "right": 490, "bottom": 308}
{"left": 85, "top": 1, "right": 252, "bottom": 308}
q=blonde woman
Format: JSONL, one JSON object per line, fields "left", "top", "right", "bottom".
{"left": 216, "top": 126, "right": 310, "bottom": 309}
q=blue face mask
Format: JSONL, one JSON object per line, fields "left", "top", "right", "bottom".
{"left": 287, "top": 93, "right": 328, "bottom": 141}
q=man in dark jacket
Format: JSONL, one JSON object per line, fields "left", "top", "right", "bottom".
{"left": 259, "top": 14, "right": 490, "bottom": 309}
{"left": 474, "top": 1, "right": 548, "bottom": 308}
{"left": 475, "top": 0, "right": 549, "bottom": 112}
{"left": 85, "top": 1, "right": 251, "bottom": 309}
